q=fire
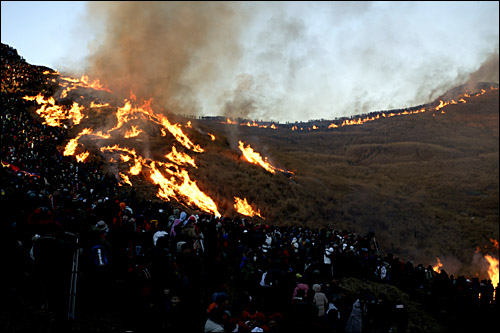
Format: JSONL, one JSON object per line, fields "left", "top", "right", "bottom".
{"left": 149, "top": 162, "right": 220, "bottom": 217}
{"left": 75, "top": 151, "right": 89, "bottom": 163}
{"left": 165, "top": 146, "right": 197, "bottom": 168}
{"left": 64, "top": 137, "right": 79, "bottom": 156}
{"left": 484, "top": 255, "right": 499, "bottom": 289}
{"left": 433, "top": 257, "right": 443, "bottom": 273}
{"left": 238, "top": 141, "right": 277, "bottom": 174}
{"left": 63, "top": 128, "right": 94, "bottom": 156}
{"left": 90, "top": 101, "right": 110, "bottom": 108}
{"left": 119, "top": 173, "right": 133, "bottom": 186}
{"left": 155, "top": 113, "right": 204, "bottom": 153}
{"left": 59, "top": 74, "right": 111, "bottom": 98}
{"left": 208, "top": 133, "right": 216, "bottom": 141}
{"left": 23, "top": 93, "right": 85, "bottom": 127}
{"left": 124, "top": 125, "right": 143, "bottom": 138}
{"left": 234, "top": 197, "right": 264, "bottom": 219}
{"left": 223, "top": 118, "right": 237, "bottom": 124}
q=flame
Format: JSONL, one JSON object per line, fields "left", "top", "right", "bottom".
{"left": 156, "top": 113, "right": 204, "bottom": 152}
{"left": 238, "top": 141, "right": 277, "bottom": 174}
{"left": 433, "top": 257, "right": 443, "bottom": 273}
{"left": 234, "top": 197, "right": 264, "bottom": 219}
{"left": 491, "top": 238, "right": 499, "bottom": 249}
{"left": 119, "top": 173, "right": 133, "bottom": 186}
{"left": 484, "top": 255, "right": 499, "bottom": 289}
{"left": 165, "top": 146, "right": 197, "bottom": 168}
{"left": 23, "top": 93, "right": 85, "bottom": 127}
{"left": 124, "top": 125, "right": 143, "bottom": 138}
{"left": 149, "top": 162, "right": 220, "bottom": 217}
{"left": 75, "top": 151, "right": 89, "bottom": 163}
{"left": 59, "top": 75, "right": 111, "bottom": 98}
{"left": 64, "top": 138, "right": 79, "bottom": 156}
{"left": 223, "top": 118, "right": 237, "bottom": 124}
{"left": 208, "top": 133, "right": 216, "bottom": 141}
{"left": 90, "top": 101, "right": 110, "bottom": 108}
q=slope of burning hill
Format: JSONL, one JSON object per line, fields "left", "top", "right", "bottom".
{"left": 4, "top": 40, "right": 498, "bottom": 279}
{"left": 193, "top": 86, "right": 499, "bottom": 277}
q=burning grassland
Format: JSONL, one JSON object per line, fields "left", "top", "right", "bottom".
{"left": 18, "top": 65, "right": 499, "bottom": 281}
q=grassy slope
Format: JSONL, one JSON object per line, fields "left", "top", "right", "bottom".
{"left": 184, "top": 89, "right": 499, "bottom": 278}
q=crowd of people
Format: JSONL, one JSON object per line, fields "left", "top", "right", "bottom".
{"left": 2, "top": 43, "right": 498, "bottom": 332}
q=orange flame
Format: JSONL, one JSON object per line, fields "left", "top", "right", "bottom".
{"left": 433, "top": 257, "right": 443, "bottom": 273}
{"left": 149, "top": 162, "right": 220, "bottom": 217}
{"left": 90, "top": 101, "right": 110, "bottom": 108}
{"left": 484, "top": 255, "right": 499, "bottom": 289}
{"left": 208, "top": 133, "right": 216, "bottom": 141}
{"left": 124, "top": 125, "right": 143, "bottom": 138}
{"left": 234, "top": 197, "right": 264, "bottom": 219}
{"left": 165, "top": 146, "right": 197, "bottom": 168}
{"left": 119, "top": 173, "right": 133, "bottom": 186}
{"left": 23, "top": 93, "right": 85, "bottom": 127}
{"left": 75, "top": 151, "right": 89, "bottom": 163}
{"left": 238, "top": 141, "right": 276, "bottom": 174}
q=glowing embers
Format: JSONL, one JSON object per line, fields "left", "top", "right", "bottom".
{"left": 238, "top": 141, "right": 292, "bottom": 175}
{"left": 234, "top": 197, "right": 264, "bottom": 219}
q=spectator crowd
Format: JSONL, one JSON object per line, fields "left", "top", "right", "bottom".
{"left": 2, "top": 43, "right": 498, "bottom": 332}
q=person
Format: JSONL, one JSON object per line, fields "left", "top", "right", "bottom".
{"left": 312, "top": 284, "right": 329, "bottom": 321}
{"left": 345, "top": 297, "right": 364, "bottom": 332}
{"left": 323, "top": 247, "right": 334, "bottom": 278}
{"left": 393, "top": 299, "right": 408, "bottom": 333}
{"left": 205, "top": 306, "right": 226, "bottom": 332}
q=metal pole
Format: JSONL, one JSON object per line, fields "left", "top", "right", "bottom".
{"left": 68, "top": 235, "right": 81, "bottom": 320}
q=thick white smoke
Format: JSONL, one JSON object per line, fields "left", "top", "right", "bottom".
{"left": 76, "top": 1, "right": 499, "bottom": 122}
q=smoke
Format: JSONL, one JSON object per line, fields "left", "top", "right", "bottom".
{"left": 78, "top": 2, "right": 499, "bottom": 122}
{"left": 467, "top": 48, "right": 500, "bottom": 87}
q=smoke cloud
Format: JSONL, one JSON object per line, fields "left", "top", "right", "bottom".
{"left": 78, "top": 2, "right": 499, "bottom": 122}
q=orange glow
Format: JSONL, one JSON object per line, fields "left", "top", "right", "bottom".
{"left": 64, "top": 137, "right": 79, "bottom": 156}
{"left": 165, "top": 146, "right": 197, "bottom": 168}
{"left": 155, "top": 113, "right": 204, "bottom": 152}
{"left": 90, "top": 101, "right": 110, "bottom": 108}
{"left": 238, "top": 141, "right": 276, "bottom": 174}
{"left": 119, "top": 173, "right": 133, "bottom": 186}
{"left": 484, "top": 255, "right": 499, "bottom": 289}
{"left": 224, "top": 118, "right": 237, "bottom": 124}
{"left": 63, "top": 128, "right": 94, "bottom": 156}
{"left": 234, "top": 197, "right": 264, "bottom": 219}
{"left": 208, "top": 133, "right": 216, "bottom": 141}
{"left": 124, "top": 125, "right": 143, "bottom": 138}
{"left": 491, "top": 238, "right": 499, "bottom": 249}
{"left": 149, "top": 162, "right": 220, "bottom": 217}
{"left": 23, "top": 93, "right": 85, "bottom": 127}
{"left": 433, "top": 257, "right": 443, "bottom": 273}
{"left": 328, "top": 123, "right": 338, "bottom": 129}
{"left": 75, "top": 151, "right": 89, "bottom": 163}
{"left": 59, "top": 74, "right": 111, "bottom": 98}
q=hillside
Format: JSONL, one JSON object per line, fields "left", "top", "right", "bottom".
{"left": 5, "top": 41, "right": 499, "bottom": 279}
{"left": 181, "top": 87, "right": 499, "bottom": 276}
